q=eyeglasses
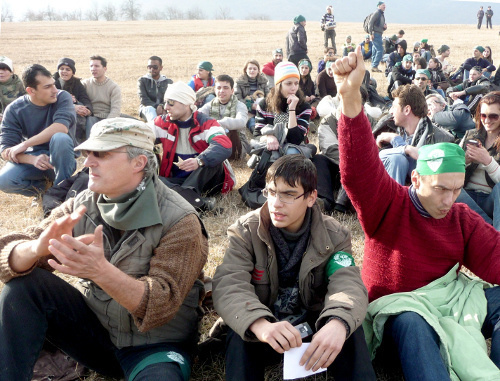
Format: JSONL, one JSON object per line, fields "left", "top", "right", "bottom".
{"left": 480, "top": 113, "right": 500, "bottom": 122}
{"left": 147, "top": 65, "right": 159, "bottom": 70}
{"left": 262, "top": 188, "right": 305, "bottom": 204}
{"left": 81, "top": 150, "right": 128, "bottom": 158}
{"left": 415, "top": 77, "right": 428, "bottom": 81}
{"left": 165, "top": 99, "right": 176, "bottom": 107}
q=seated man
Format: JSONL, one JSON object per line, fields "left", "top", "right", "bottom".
{"left": 82, "top": 55, "right": 122, "bottom": 138}
{"left": 262, "top": 48, "right": 283, "bottom": 88}
{"left": 342, "top": 35, "right": 356, "bottom": 57}
{"left": 0, "top": 56, "right": 25, "bottom": 124}
{"left": 138, "top": 55, "right": 173, "bottom": 122}
{"left": 335, "top": 46, "right": 500, "bottom": 381}
{"left": 0, "top": 64, "right": 76, "bottom": 196}
{"left": 376, "top": 84, "right": 453, "bottom": 185}
{"left": 413, "top": 69, "right": 438, "bottom": 97}
{"left": 381, "top": 34, "right": 398, "bottom": 65}
{"left": 153, "top": 82, "right": 234, "bottom": 209}
{"left": 386, "top": 54, "right": 415, "bottom": 96}
{"left": 436, "top": 44, "right": 455, "bottom": 76}
{"left": 198, "top": 74, "right": 248, "bottom": 160}
{"left": 426, "top": 93, "right": 475, "bottom": 139}
{"left": 317, "top": 46, "right": 336, "bottom": 74}
{"left": 447, "top": 66, "right": 490, "bottom": 116}
{"left": 386, "top": 40, "right": 407, "bottom": 76}
{"left": 212, "top": 154, "right": 376, "bottom": 381}
{"left": 316, "top": 61, "right": 337, "bottom": 99}
{"left": 463, "top": 46, "right": 496, "bottom": 79}
{"left": 0, "top": 118, "right": 208, "bottom": 381}
{"left": 359, "top": 35, "right": 373, "bottom": 60}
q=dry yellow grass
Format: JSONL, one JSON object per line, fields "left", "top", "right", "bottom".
{"left": 0, "top": 20, "right": 497, "bottom": 380}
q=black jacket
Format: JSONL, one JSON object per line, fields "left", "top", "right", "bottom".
{"left": 53, "top": 73, "right": 92, "bottom": 112}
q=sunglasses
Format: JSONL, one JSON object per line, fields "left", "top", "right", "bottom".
{"left": 147, "top": 65, "right": 159, "bottom": 70}
{"left": 81, "top": 150, "right": 128, "bottom": 158}
{"left": 480, "top": 113, "right": 500, "bottom": 122}
{"left": 165, "top": 99, "right": 176, "bottom": 107}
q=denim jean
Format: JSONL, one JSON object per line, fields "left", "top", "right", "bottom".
{"left": 371, "top": 32, "right": 383, "bottom": 68}
{"left": 85, "top": 115, "right": 103, "bottom": 138}
{"left": 379, "top": 148, "right": 415, "bottom": 185}
{"left": 0, "top": 133, "right": 76, "bottom": 196}
{"left": 456, "top": 184, "right": 500, "bottom": 230}
{"left": 247, "top": 116, "right": 256, "bottom": 133}
{"left": 0, "top": 268, "right": 187, "bottom": 381}
{"left": 380, "top": 287, "right": 500, "bottom": 381}
{"left": 139, "top": 105, "right": 158, "bottom": 122}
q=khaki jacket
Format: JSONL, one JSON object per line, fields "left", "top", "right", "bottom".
{"left": 212, "top": 203, "right": 368, "bottom": 341}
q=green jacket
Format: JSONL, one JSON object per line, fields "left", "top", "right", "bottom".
{"left": 0, "top": 74, "right": 25, "bottom": 114}
{"left": 212, "top": 203, "right": 368, "bottom": 341}
{"left": 364, "top": 264, "right": 500, "bottom": 381}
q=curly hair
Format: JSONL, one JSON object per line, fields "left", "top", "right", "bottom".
{"left": 392, "top": 84, "right": 428, "bottom": 118}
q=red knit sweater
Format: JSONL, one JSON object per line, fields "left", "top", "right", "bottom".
{"left": 338, "top": 111, "right": 500, "bottom": 302}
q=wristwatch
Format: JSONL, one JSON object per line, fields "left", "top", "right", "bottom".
{"left": 196, "top": 157, "right": 205, "bottom": 167}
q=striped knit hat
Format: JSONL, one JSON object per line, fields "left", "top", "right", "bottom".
{"left": 274, "top": 62, "right": 300, "bottom": 85}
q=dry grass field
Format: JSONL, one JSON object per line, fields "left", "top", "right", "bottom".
{"left": 0, "top": 19, "right": 498, "bottom": 380}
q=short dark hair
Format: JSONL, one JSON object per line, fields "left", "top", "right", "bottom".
{"left": 149, "top": 56, "right": 162, "bottom": 65}
{"left": 392, "top": 84, "right": 428, "bottom": 118}
{"left": 22, "top": 64, "right": 52, "bottom": 89}
{"left": 215, "top": 74, "right": 234, "bottom": 89}
{"left": 398, "top": 29, "right": 405, "bottom": 35}
{"left": 266, "top": 155, "right": 317, "bottom": 196}
{"left": 90, "top": 55, "right": 107, "bottom": 67}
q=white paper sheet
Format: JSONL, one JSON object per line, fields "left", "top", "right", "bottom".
{"left": 283, "top": 343, "right": 327, "bottom": 380}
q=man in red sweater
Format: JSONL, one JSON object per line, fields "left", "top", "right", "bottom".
{"left": 335, "top": 47, "right": 500, "bottom": 381}
{"left": 262, "top": 48, "right": 283, "bottom": 88}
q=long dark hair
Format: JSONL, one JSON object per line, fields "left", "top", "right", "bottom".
{"left": 265, "top": 82, "right": 305, "bottom": 114}
{"left": 484, "top": 46, "right": 494, "bottom": 64}
{"left": 475, "top": 91, "right": 500, "bottom": 150}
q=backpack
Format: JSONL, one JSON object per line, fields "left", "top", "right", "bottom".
{"left": 363, "top": 12, "right": 374, "bottom": 34}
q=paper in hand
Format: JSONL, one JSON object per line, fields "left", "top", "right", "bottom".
{"left": 283, "top": 343, "right": 327, "bottom": 380}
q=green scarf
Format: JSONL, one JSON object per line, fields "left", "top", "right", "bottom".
{"left": 209, "top": 94, "right": 238, "bottom": 120}
{"left": 97, "top": 175, "right": 162, "bottom": 231}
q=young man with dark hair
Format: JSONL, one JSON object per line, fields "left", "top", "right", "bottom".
{"left": 376, "top": 83, "right": 453, "bottom": 184}
{"left": 198, "top": 74, "right": 248, "bottom": 160}
{"left": 0, "top": 64, "right": 76, "bottom": 196}
{"left": 82, "top": 55, "right": 122, "bottom": 137}
{"left": 138, "top": 55, "right": 173, "bottom": 122}
{"left": 213, "top": 154, "right": 375, "bottom": 381}
{"left": 334, "top": 45, "right": 500, "bottom": 381}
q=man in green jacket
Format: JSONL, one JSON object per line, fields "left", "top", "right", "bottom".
{"left": 213, "top": 154, "right": 375, "bottom": 381}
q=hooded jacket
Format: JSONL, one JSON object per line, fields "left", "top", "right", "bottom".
{"left": 137, "top": 74, "right": 173, "bottom": 109}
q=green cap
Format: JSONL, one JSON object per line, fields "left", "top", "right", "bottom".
{"left": 294, "top": 15, "right": 306, "bottom": 23}
{"left": 421, "top": 39, "right": 428, "bottom": 44}
{"left": 402, "top": 54, "right": 413, "bottom": 62}
{"left": 416, "top": 143, "right": 465, "bottom": 176}
{"left": 390, "top": 34, "right": 398, "bottom": 41}
{"left": 438, "top": 44, "right": 450, "bottom": 54}
{"left": 416, "top": 69, "right": 431, "bottom": 79}
{"left": 475, "top": 45, "right": 485, "bottom": 53}
{"left": 197, "top": 61, "right": 213, "bottom": 72}
{"left": 377, "top": 1, "right": 385, "bottom": 6}
{"left": 75, "top": 117, "right": 155, "bottom": 153}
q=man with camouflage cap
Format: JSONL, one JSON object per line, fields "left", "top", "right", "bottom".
{"left": 0, "top": 117, "right": 208, "bottom": 381}
{"left": 262, "top": 48, "right": 284, "bottom": 87}
{"left": 0, "top": 56, "right": 25, "bottom": 123}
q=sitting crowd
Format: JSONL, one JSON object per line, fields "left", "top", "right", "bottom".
{"left": 0, "top": 11, "right": 500, "bottom": 381}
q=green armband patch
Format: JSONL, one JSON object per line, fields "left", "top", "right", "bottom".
{"left": 325, "top": 251, "right": 355, "bottom": 279}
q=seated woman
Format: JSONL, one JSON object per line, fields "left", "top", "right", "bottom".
{"left": 187, "top": 61, "right": 215, "bottom": 106}
{"left": 456, "top": 91, "right": 500, "bottom": 230}
{"left": 428, "top": 58, "right": 448, "bottom": 98}
{"left": 240, "top": 62, "right": 312, "bottom": 209}
{"left": 53, "top": 58, "right": 92, "bottom": 143}
{"left": 234, "top": 59, "right": 269, "bottom": 133}
{"left": 318, "top": 46, "right": 335, "bottom": 73}
{"left": 298, "top": 59, "right": 318, "bottom": 121}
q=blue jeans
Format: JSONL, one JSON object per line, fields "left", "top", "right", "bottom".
{"left": 85, "top": 115, "right": 103, "bottom": 138}
{"left": 0, "top": 268, "right": 188, "bottom": 381}
{"left": 379, "top": 148, "right": 415, "bottom": 185}
{"left": 0, "top": 133, "right": 76, "bottom": 197}
{"left": 139, "top": 105, "right": 158, "bottom": 122}
{"left": 247, "top": 116, "right": 256, "bottom": 133}
{"left": 371, "top": 33, "right": 383, "bottom": 68}
{"left": 381, "top": 287, "right": 500, "bottom": 381}
{"left": 456, "top": 184, "right": 500, "bottom": 230}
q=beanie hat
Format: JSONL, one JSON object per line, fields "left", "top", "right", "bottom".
{"left": 377, "top": 1, "right": 385, "bottom": 6}
{"left": 416, "top": 143, "right": 465, "bottom": 175}
{"left": 298, "top": 59, "right": 312, "bottom": 70}
{"left": 274, "top": 62, "right": 300, "bottom": 85}
{"left": 390, "top": 35, "right": 398, "bottom": 41}
{"left": 416, "top": 69, "right": 431, "bottom": 79}
{"left": 346, "top": 35, "right": 352, "bottom": 40}
{"left": 475, "top": 46, "right": 485, "bottom": 53}
{"left": 164, "top": 82, "right": 197, "bottom": 112}
{"left": 398, "top": 40, "right": 408, "bottom": 51}
{"left": 294, "top": 15, "right": 306, "bottom": 23}
{"left": 273, "top": 48, "right": 283, "bottom": 55}
{"left": 197, "top": 61, "right": 213, "bottom": 72}
{"left": 365, "top": 34, "right": 371, "bottom": 39}
{"left": 325, "top": 60, "right": 335, "bottom": 69}
{"left": 0, "top": 56, "right": 13, "bottom": 72}
{"left": 421, "top": 39, "right": 428, "bottom": 44}
{"left": 57, "top": 58, "right": 76, "bottom": 74}
{"left": 437, "top": 44, "right": 450, "bottom": 54}
{"left": 402, "top": 54, "right": 413, "bottom": 62}
{"left": 326, "top": 5, "right": 333, "bottom": 11}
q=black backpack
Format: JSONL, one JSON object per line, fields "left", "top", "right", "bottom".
{"left": 363, "top": 12, "right": 374, "bottom": 34}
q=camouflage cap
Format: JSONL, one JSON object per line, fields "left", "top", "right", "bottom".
{"left": 0, "top": 56, "right": 13, "bottom": 72}
{"left": 74, "top": 117, "right": 155, "bottom": 152}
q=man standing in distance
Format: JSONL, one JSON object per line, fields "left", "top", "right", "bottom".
{"left": 368, "top": 1, "right": 387, "bottom": 73}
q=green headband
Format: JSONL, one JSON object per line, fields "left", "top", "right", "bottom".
{"left": 416, "top": 143, "right": 465, "bottom": 175}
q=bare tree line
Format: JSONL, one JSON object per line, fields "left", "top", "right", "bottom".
{"left": 1, "top": 1, "right": 270, "bottom": 22}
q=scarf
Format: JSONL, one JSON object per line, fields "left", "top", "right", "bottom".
{"left": 209, "top": 94, "right": 238, "bottom": 120}
{"left": 97, "top": 175, "right": 162, "bottom": 231}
